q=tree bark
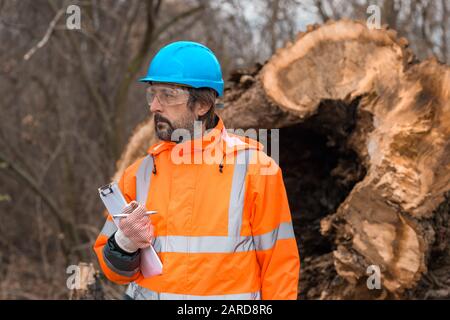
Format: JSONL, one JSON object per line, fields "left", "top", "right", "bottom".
{"left": 112, "top": 20, "right": 450, "bottom": 299}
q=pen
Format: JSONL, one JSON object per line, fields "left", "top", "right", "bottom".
{"left": 112, "top": 211, "right": 157, "bottom": 218}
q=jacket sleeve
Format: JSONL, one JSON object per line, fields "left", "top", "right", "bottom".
{"left": 93, "top": 174, "right": 142, "bottom": 285}
{"left": 249, "top": 155, "right": 300, "bottom": 300}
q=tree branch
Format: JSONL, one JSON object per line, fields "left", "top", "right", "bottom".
{"left": 0, "top": 151, "right": 78, "bottom": 257}
{"left": 23, "top": 8, "right": 64, "bottom": 61}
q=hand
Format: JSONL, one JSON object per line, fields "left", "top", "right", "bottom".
{"left": 114, "top": 201, "right": 154, "bottom": 253}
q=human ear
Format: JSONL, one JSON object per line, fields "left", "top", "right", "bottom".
{"left": 194, "top": 101, "right": 210, "bottom": 118}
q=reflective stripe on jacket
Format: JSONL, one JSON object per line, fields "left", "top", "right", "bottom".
{"left": 93, "top": 116, "right": 300, "bottom": 300}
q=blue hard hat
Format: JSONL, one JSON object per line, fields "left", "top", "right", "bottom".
{"left": 139, "top": 41, "right": 224, "bottom": 97}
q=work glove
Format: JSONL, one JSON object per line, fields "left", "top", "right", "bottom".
{"left": 114, "top": 200, "right": 154, "bottom": 253}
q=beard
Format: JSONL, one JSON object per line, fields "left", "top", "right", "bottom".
{"left": 154, "top": 112, "right": 197, "bottom": 143}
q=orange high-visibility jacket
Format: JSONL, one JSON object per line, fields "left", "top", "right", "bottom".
{"left": 93, "top": 116, "right": 300, "bottom": 300}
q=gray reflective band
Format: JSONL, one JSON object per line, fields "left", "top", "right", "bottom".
{"left": 228, "top": 149, "right": 252, "bottom": 237}
{"left": 153, "top": 235, "right": 255, "bottom": 253}
{"left": 253, "top": 221, "right": 295, "bottom": 251}
{"left": 125, "top": 282, "right": 261, "bottom": 300}
{"left": 151, "top": 221, "right": 295, "bottom": 253}
{"left": 100, "top": 220, "right": 117, "bottom": 238}
{"left": 136, "top": 155, "right": 154, "bottom": 206}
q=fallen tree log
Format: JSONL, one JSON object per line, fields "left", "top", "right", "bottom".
{"left": 113, "top": 20, "right": 450, "bottom": 299}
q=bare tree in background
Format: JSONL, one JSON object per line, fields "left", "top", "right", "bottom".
{"left": 311, "top": 0, "right": 450, "bottom": 63}
{"left": 0, "top": 0, "right": 448, "bottom": 299}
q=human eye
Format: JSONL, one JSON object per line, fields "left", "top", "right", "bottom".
{"left": 147, "top": 87, "right": 157, "bottom": 96}
{"left": 164, "top": 90, "right": 178, "bottom": 98}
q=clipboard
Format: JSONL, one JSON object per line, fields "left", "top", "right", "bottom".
{"left": 98, "top": 182, "right": 163, "bottom": 278}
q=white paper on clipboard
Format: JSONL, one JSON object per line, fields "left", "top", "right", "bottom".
{"left": 98, "top": 182, "right": 163, "bottom": 278}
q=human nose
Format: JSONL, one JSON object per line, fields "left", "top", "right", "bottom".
{"left": 149, "top": 95, "right": 163, "bottom": 113}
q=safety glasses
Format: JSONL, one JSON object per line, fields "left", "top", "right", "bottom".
{"left": 146, "top": 84, "right": 190, "bottom": 107}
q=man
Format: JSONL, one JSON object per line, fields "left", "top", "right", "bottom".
{"left": 93, "top": 41, "right": 300, "bottom": 300}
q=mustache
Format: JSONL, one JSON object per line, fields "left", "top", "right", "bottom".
{"left": 154, "top": 114, "right": 172, "bottom": 127}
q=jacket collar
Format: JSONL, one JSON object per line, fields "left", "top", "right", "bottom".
{"left": 147, "top": 115, "right": 263, "bottom": 157}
